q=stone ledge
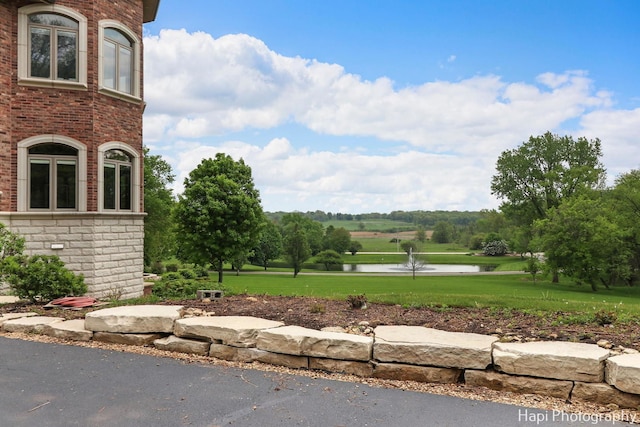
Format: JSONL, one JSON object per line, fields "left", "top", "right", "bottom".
{"left": 154, "top": 335, "right": 211, "bottom": 355}
{"left": 47, "top": 319, "right": 93, "bottom": 341}
{"left": 2, "top": 316, "right": 65, "bottom": 333}
{"left": 606, "top": 354, "right": 640, "bottom": 394}
{"left": 85, "top": 305, "right": 183, "bottom": 333}
{"left": 493, "top": 341, "right": 610, "bottom": 382}
{"left": 373, "top": 325, "right": 496, "bottom": 369}
{"left": 464, "top": 369, "right": 573, "bottom": 400}
{"left": 174, "top": 316, "right": 284, "bottom": 347}
{"left": 257, "top": 325, "right": 373, "bottom": 361}
{"left": 373, "top": 362, "right": 463, "bottom": 383}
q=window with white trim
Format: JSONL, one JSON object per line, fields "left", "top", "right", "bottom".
{"left": 28, "top": 143, "right": 78, "bottom": 210}
{"left": 99, "top": 21, "right": 141, "bottom": 100}
{"left": 103, "top": 149, "right": 132, "bottom": 211}
{"left": 18, "top": 4, "right": 88, "bottom": 89}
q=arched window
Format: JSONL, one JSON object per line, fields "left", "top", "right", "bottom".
{"left": 99, "top": 21, "right": 141, "bottom": 100}
{"left": 98, "top": 142, "right": 141, "bottom": 212}
{"left": 103, "top": 149, "right": 132, "bottom": 211}
{"left": 18, "top": 4, "right": 88, "bottom": 89}
{"left": 28, "top": 143, "right": 78, "bottom": 210}
{"left": 17, "top": 136, "right": 87, "bottom": 212}
{"left": 28, "top": 13, "right": 78, "bottom": 81}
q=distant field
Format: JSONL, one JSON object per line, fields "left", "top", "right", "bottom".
{"left": 322, "top": 219, "right": 415, "bottom": 232}
{"left": 349, "top": 232, "right": 469, "bottom": 252}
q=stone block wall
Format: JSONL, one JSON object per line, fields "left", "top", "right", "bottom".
{"left": 0, "top": 213, "right": 145, "bottom": 299}
{"left": 4, "top": 306, "right": 640, "bottom": 410}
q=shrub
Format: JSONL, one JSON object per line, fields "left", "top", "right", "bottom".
{"left": 164, "top": 260, "right": 180, "bottom": 272}
{"left": 150, "top": 261, "right": 165, "bottom": 275}
{"left": 2, "top": 255, "right": 87, "bottom": 302}
{"left": 0, "top": 223, "right": 25, "bottom": 260}
{"left": 193, "top": 264, "right": 210, "bottom": 278}
{"left": 178, "top": 268, "right": 197, "bottom": 279}
{"left": 151, "top": 277, "right": 200, "bottom": 299}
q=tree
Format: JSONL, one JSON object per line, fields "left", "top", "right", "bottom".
{"left": 534, "top": 194, "right": 630, "bottom": 290}
{"left": 491, "top": 132, "right": 606, "bottom": 279}
{"left": 403, "top": 249, "right": 428, "bottom": 279}
{"left": 415, "top": 226, "right": 427, "bottom": 243}
{"left": 400, "top": 241, "right": 419, "bottom": 255}
{"left": 348, "top": 241, "right": 363, "bottom": 255}
{"left": 323, "top": 226, "right": 351, "bottom": 254}
{"left": 281, "top": 213, "right": 324, "bottom": 255}
{"left": 611, "top": 170, "right": 640, "bottom": 285}
{"left": 173, "top": 154, "right": 264, "bottom": 283}
{"left": 314, "top": 250, "right": 344, "bottom": 271}
{"left": 249, "top": 221, "right": 283, "bottom": 270}
{"left": 491, "top": 132, "right": 605, "bottom": 221}
{"left": 143, "top": 147, "right": 176, "bottom": 266}
{"left": 281, "top": 217, "right": 311, "bottom": 277}
{"left": 431, "top": 221, "right": 454, "bottom": 243}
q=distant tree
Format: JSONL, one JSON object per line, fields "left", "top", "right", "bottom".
{"left": 143, "top": 147, "right": 176, "bottom": 266}
{"left": 281, "top": 218, "right": 311, "bottom": 278}
{"left": 281, "top": 213, "right": 324, "bottom": 255}
{"left": 348, "top": 241, "right": 363, "bottom": 255}
{"left": 431, "top": 221, "right": 454, "bottom": 243}
{"left": 315, "top": 250, "right": 344, "bottom": 271}
{"left": 249, "top": 221, "right": 283, "bottom": 270}
{"left": 173, "top": 154, "right": 264, "bottom": 283}
{"left": 400, "top": 241, "right": 419, "bottom": 255}
{"left": 415, "top": 226, "right": 427, "bottom": 243}
{"left": 323, "top": 226, "right": 351, "bottom": 254}
{"left": 404, "top": 250, "right": 428, "bottom": 280}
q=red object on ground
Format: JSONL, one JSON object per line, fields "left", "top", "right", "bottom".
{"left": 48, "top": 296, "right": 98, "bottom": 308}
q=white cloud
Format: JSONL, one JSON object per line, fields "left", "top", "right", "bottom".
{"left": 143, "top": 30, "right": 637, "bottom": 213}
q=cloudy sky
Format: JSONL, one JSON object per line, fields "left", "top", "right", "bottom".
{"left": 142, "top": 0, "right": 640, "bottom": 214}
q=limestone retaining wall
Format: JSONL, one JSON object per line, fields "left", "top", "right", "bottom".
{"left": 3, "top": 305, "right": 640, "bottom": 409}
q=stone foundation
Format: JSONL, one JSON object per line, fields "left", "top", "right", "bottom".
{"left": 0, "top": 212, "right": 145, "bottom": 299}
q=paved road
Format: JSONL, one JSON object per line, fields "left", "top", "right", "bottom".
{"left": 2, "top": 337, "right": 632, "bottom": 427}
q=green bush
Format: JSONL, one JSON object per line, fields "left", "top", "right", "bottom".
{"left": 2, "top": 255, "right": 87, "bottom": 302}
{"left": 150, "top": 261, "right": 165, "bottom": 275}
{"left": 152, "top": 277, "right": 200, "bottom": 299}
{"left": 164, "top": 260, "right": 180, "bottom": 272}
{"left": 178, "top": 268, "right": 197, "bottom": 279}
{"left": 193, "top": 264, "right": 210, "bottom": 278}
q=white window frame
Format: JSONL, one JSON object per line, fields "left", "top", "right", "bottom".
{"left": 98, "top": 142, "right": 141, "bottom": 212}
{"left": 17, "top": 135, "right": 87, "bottom": 212}
{"left": 98, "top": 20, "right": 141, "bottom": 102}
{"left": 17, "top": 4, "right": 88, "bottom": 90}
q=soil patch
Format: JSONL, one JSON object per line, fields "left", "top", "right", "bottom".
{"left": 3, "top": 295, "right": 639, "bottom": 350}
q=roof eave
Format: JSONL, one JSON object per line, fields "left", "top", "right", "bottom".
{"left": 142, "top": 0, "right": 160, "bottom": 23}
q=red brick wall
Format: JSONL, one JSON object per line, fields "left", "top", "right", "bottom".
{"left": 0, "top": 4, "right": 13, "bottom": 212}
{"left": 4, "top": 0, "right": 146, "bottom": 212}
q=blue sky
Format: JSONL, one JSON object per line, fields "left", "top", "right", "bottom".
{"left": 142, "top": 0, "right": 640, "bottom": 213}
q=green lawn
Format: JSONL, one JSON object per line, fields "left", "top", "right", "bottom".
{"left": 220, "top": 272, "right": 640, "bottom": 320}
{"left": 354, "top": 237, "right": 468, "bottom": 252}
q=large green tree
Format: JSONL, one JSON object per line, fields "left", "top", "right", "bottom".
{"left": 491, "top": 132, "right": 606, "bottom": 279}
{"left": 610, "top": 170, "right": 640, "bottom": 285}
{"left": 491, "top": 132, "right": 606, "bottom": 221}
{"left": 143, "top": 147, "right": 176, "bottom": 266}
{"left": 280, "top": 213, "right": 324, "bottom": 255}
{"left": 173, "top": 154, "right": 264, "bottom": 283}
{"left": 323, "top": 226, "right": 351, "bottom": 254}
{"left": 534, "top": 193, "right": 630, "bottom": 290}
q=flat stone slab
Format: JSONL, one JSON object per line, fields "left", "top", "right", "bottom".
{"left": 465, "top": 370, "right": 573, "bottom": 399}
{"left": 85, "top": 305, "right": 184, "bottom": 333}
{"left": 174, "top": 316, "right": 284, "bottom": 347}
{"left": 46, "top": 319, "right": 93, "bottom": 341}
{"left": 493, "top": 341, "right": 610, "bottom": 382}
{"left": 373, "top": 325, "right": 497, "bottom": 369}
{"left": 0, "top": 296, "right": 20, "bottom": 304}
{"left": 93, "top": 332, "right": 164, "bottom": 346}
{"left": 154, "top": 335, "right": 210, "bottom": 355}
{"left": 256, "top": 325, "right": 373, "bottom": 361}
{"left": 1, "top": 316, "right": 64, "bottom": 333}
{"left": 606, "top": 354, "right": 640, "bottom": 394}
{"left": 0, "top": 312, "right": 37, "bottom": 326}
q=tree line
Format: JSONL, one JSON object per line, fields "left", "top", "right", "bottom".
{"left": 144, "top": 131, "right": 640, "bottom": 290}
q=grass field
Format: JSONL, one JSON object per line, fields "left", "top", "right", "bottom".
{"left": 323, "top": 219, "right": 415, "bottom": 232}
{"left": 220, "top": 272, "right": 640, "bottom": 320}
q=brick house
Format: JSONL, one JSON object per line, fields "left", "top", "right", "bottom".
{"left": 0, "top": 0, "right": 160, "bottom": 299}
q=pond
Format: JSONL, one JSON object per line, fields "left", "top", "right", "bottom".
{"left": 343, "top": 264, "right": 484, "bottom": 273}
